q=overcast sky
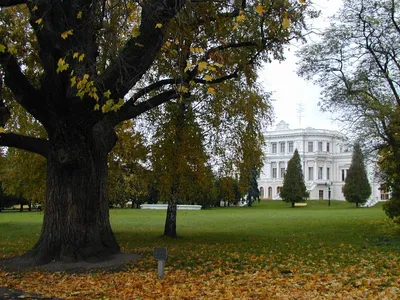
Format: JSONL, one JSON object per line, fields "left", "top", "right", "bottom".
{"left": 259, "top": 0, "right": 343, "bottom": 131}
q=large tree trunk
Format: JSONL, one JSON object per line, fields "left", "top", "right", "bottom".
{"left": 164, "top": 195, "right": 178, "bottom": 238}
{"left": 28, "top": 122, "right": 120, "bottom": 265}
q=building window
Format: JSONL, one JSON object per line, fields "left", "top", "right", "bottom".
{"left": 319, "top": 190, "right": 324, "bottom": 200}
{"left": 288, "top": 141, "right": 294, "bottom": 153}
{"left": 280, "top": 142, "right": 285, "bottom": 153}
{"left": 318, "top": 167, "right": 323, "bottom": 179}
{"left": 272, "top": 168, "right": 277, "bottom": 179}
{"left": 308, "top": 141, "right": 314, "bottom": 152}
{"left": 318, "top": 142, "right": 323, "bottom": 152}
{"left": 272, "top": 143, "right": 277, "bottom": 154}
{"left": 280, "top": 167, "right": 286, "bottom": 178}
{"left": 327, "top": 142, "right": 330, "bottom": 152}
{"left": 380, "top": 187, "right": 389, "bottom": 200}
{"left": 260, "top": 187, "right": 265, "bottom": 198}
{"left": 341, "top": 169, "right": 347, "bottom": 181}
{"left": 327, "top": 167, "right": 330, "bottom": 180}
{"left": 308, "top": 167, "right": 314, "bottom": 180}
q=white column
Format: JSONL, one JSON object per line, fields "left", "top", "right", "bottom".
{"left": 314, "top": 160, "right": 317, "bottom": 181}
{"left": 266, "top": 161, "right": 271, "bottom": 178}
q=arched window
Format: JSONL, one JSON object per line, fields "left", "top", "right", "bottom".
{"left": 259, "top": 187, "right": 265, "bottom": 199}
{"left": 268, "top": 187, "right": 272, "bottom": 199}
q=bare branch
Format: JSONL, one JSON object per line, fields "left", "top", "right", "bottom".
{"left": 193, "top": 70, "right": 239, "bottom": 84}
{"left": 0, "top": 133, "right": 49, "bottom": 158}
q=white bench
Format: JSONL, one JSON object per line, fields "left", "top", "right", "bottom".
{"left": 140, "top": 204, "right": 202, "bottom": 210}
{"left": 294, "top": 203, "right": 307, "bottom": 207}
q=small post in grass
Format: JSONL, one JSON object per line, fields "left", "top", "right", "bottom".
{"left": 325, "top": 181, "right": 332, "bottom": 206}
{"left": 154, "top": 247, "right": 168, "bottom": 279}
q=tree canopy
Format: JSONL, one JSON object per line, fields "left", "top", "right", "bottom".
{"left": 0, "top": 0, "right": 314, "bottom": 265}
{"left": 298, "top": 0, "right": 400, "bottom": 220}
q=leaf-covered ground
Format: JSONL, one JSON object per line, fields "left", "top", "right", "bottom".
{"left": 1, "top": 201, "right": 399, "bottom": 299}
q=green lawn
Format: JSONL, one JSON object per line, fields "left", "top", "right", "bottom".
{"left": 1, "top": 200, "right": 398, "bottom": 266}
{"left": 0, "top": 200, "right": 399, "bottom": 299}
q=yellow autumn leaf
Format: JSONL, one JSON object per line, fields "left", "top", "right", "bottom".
{"left": 0, "top": 127, "right": 5, "bottom": 133}
{"left": 56, "top": 58, "right": 69, "bottom": 73}
{"left": 73, "top": 52, "right": 79, "bottom": 59}
{"left": 177, "top": 85, "right": 189, "bottom": 93}
{"left": 207, "top": 87, "right": 216, "bottom": 94}
{"left": 256, "top": 5, "right": 265, "bottom": 15}
{"left": 282, "top": 17, "right": 291, "bottom": 30}
{"left": 198, "top": 61, "right": 208, "bottom": 72}
{"left": 204, "top": 74, "right": 213, "bottom": 81}
{"left": 236, "top": 14, "right": 245, "bottom": 23}
{"left": 70, "top": 76, "right": 76, "bottom": 87}
{"left": 94, "top": 104, "right": 100, "bottom": 111}
{"left": 77, "top": 11, "right": 82, "bottom": 19}
{"left": 61, "top": 29, "right": 73, "bottom": 39}
{"left": 232, "top": 23, "right": 239, "bottom": 30}
{"left": 35, "top": 18, "right": 43, "bottom": 25}
{"left": 155, "top": 23, "right": 163, "bottom": 29}
{"left": 103, "top": 90, "right": 111, "bottom": 98}
{"left": 32, "top": 5, "right": 38, "bottom": 11}
{"left": 78, "top": 53, "right": 85, "bottom": 61}
{"left": 8, "top": 45, "right": 17, "bottom": 55}
{"left": 184, "top": 60, "right": 192, "bottom": 73}
{"left": 131, "top": 25, "right": 140, "bottom": 38}
{"left": 190, "top": 47, "right": 204, "bottom": 53}
{"left": 0, "top": 44, "right": 6, "bottom": 53}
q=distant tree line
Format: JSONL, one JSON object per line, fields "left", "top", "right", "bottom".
{"left": 0, "top": 182, "right": 38, "bottom": 212}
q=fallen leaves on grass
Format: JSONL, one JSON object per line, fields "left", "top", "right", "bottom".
{"left": 0, "top": 247, "right": 399, "bottom": 299}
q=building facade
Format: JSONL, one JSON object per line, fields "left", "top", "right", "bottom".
{"left": 258, "top": 121, "right": 382, "bottom": 201}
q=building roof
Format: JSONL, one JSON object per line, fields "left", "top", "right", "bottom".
{"left": 266, "top": 121, "right": 345, "bottom": 140}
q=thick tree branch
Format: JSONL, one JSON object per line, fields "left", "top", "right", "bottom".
{"left": 0, "top": 0, "right": 26, "bottom": 7}
{"left": 100, "top": 0, "right": 186, "bottom": 99}
{"left": 0, "top": 49, "right": 47, "bottom": 124}
{"left": 130, "top": 79, "right": 177, "bottom": 103}
{"left": 107, "top": 90, "right": 178, "bottom": 126}
{"left": 0, "top": 133, "right": 49, "bottom": 158}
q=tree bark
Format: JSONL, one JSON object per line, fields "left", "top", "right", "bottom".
{"left": 28, "top": 123, "right": 120, "bottom": 265}
{"left": 164, "top": 195, "right": 178, "bottom": 238}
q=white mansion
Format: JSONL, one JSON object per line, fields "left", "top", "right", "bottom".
{"left": 258, "top": 121, "right": 383, "bottom": 201}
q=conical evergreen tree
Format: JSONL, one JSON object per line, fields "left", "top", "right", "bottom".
{"left": 280, "top": 149, "right": 308, "bottom": 207}
{"left": 343, "top": 143, "right": 371, "bottom": 207}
